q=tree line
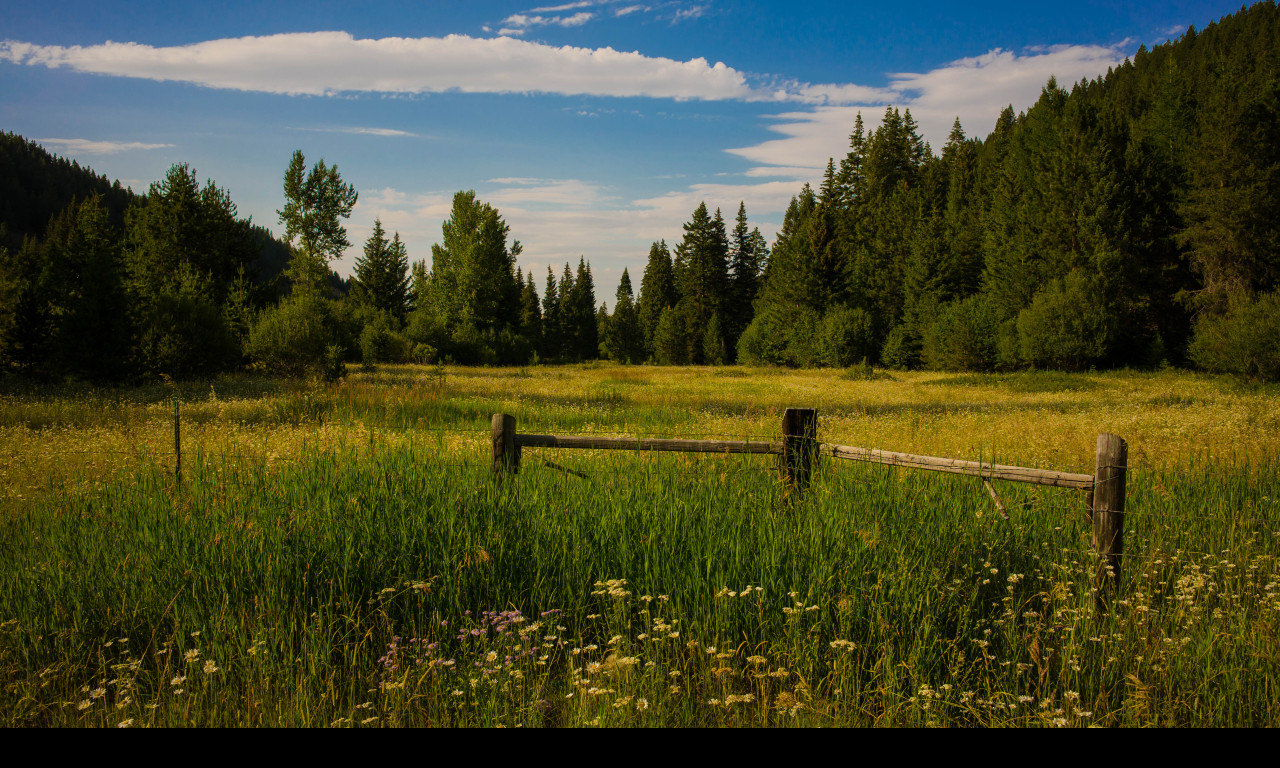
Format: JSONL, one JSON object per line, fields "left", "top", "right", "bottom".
{"left": 2, "top": 2, "right": 1278, "bottom": 380}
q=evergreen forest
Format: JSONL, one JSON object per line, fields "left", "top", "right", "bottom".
{"left": 1, "top": 2, "right": 1278, "bottom": 381}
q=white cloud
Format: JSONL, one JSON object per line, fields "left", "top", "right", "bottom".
{"left": 500, "top": 12, "right": 596, "bottom": 32}
{"left": 528, "top": 1, "right": 597, "bottom": 11}
{"left": 35, "top": 138, "right": 173, "bottom": 154}
{"left": 889, "top": 43, "right": 1127, "bottom": 145}
{"left": 672, "top": 5, "right": 706, "bottom": 23}
{"left": 726, "top": 43, "right": 1128, "bottom": 181}
{"left": 0, "top": 33, "right": 754, "bottom": 101}
{"left": 292, "top": 126, "right": 420, "bottom": 137}
{"left": 343, "top": 175, "right": 786, "bottom": 298}
{"left": 615, "top": 5, "right": 647, "bottom": 16}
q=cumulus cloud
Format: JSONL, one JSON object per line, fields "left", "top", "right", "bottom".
{"left": 889, "top": 43, "right": 1127, "bottom": 143}
{"left": 0, "top": 33, "right": 755, "bottom": 101}
{"left": 727, "top": 43, "right": 1128, "bottom": 180}
{"left": 35, "top": 138, "right": 173, "bottom": 154}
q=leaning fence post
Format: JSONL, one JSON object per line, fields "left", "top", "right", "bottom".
{"left": 491, "top": 413, "right": 520, "bottom": 475}
{"left": 174, "top": 398, "right": 182, "bottom": 487}
{"left": 781, "top": 407, "right": 818, "bottom": 492}
{"left": 1092, "top": 433, "right": 1127, "bottom": 609}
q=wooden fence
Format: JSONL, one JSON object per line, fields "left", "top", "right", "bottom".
{"left": 492, "top": 408, "right": 1128, "bottom": 600}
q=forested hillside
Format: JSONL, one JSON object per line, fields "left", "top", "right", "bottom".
{"left": 2, "top": 2, "right": 1277, "bottom": 381}
{"left": 739, "top": 2, "right": 1280, "bottom": 376}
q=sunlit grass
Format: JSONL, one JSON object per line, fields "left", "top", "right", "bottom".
{"left": 0, "top": 364, "right": 1277, "bottom": 726}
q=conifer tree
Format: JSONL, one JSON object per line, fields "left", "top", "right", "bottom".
{"left": 571, "top": 258, "right": 598, "bottom": 360}
{"left": 605, "top": 267, "right": 644, "bottom": 364}
{"left": 541, "top": 267, "right": 561, "bottom": 361}
{"left": 519, "top": 270, "right": 542, "bottom": 352}
{"left": 637, "top": 240, "right": 676, "bottom": 358}
{"left": 353, "top": 219, "right": 412, "bottom": 323}
{"left": 672, "top": 203, "right": 729, "bottom": 363}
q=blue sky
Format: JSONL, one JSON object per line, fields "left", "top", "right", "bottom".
{"left": 0, "top": 1, "right": 1246, "bottom": 300}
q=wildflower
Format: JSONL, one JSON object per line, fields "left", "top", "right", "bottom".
{"left": 203, "top": 660, "right": 219, "bottom": 674}
{"left": 184, "top": 649, "right": 200, "bottom": 663}
{"left": 77, "top": 700, "right": 91, "bottom": 711}
{"left": 116, "top": 719, "right": 134, "bottom": 728}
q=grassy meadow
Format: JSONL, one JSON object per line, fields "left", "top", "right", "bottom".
{"left": 1, "top": 364, "right": 1278, "bottom": 727}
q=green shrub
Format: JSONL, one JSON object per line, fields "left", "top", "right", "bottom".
{"left": 1016, "top": 271, "right": 1114, "bottom": 372}
{"left": 1188, "top": 291, "right": 1280, "bottom": 381}
{"left": 880, "top": 325, "right": 922, "bottom": 370}
{"left": 924, "top": 294, "right": 1002, "bottom": 372}
{"left": 816, "top": 306, "right": 875, "bottom": 368}
{"left": 358, "top": 311, "right": 410, "bottom": 368}
{"left": 134, "top": 266, "right": 238, "bottom": 379}
{"left": 246, "top": 292, "right": 347, "bottom": 379}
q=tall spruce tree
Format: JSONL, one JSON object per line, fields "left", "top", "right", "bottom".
{"left": 672, "top": 203, "right": 730, "bottom": 363}
{"left": 605, "top": 267, "right": 644, "bottom": 364}
{"left": 725, "top": 202, "right": 766, "bottom": 360}
{"left": 353, "top": 219, "right": 411, "bottom": 322}
{"left": 541, "top": 267, "right": 561, "bottom": 361}
{"left": 637, "top": 240, "right": 676, "bottom": 359}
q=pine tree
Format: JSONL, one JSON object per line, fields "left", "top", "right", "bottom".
{"left": 353, "top": 220, "right": 412, "bottom": 323}
{"left": 541, "top": 266, "right": 561, "bottom": 361}
{"left": 571, "top": 258, "right": 598, "bottom": 360}
{"left": 672, "top": 203, "right": 729, "bottom": 363}
{"left": 559, "top": 262, "right": 577, "bottom": 359}
{"left": 725, "top": 202, "right": 766, "bottom": 360}
{"left": 519, "top": 270, "right": 542, "bottom": 353}
{"left": 605, "top": 267, "right": 644, "bottom": 364}
{"left": 637, "top": 240, "right": 676, "bottom": 359}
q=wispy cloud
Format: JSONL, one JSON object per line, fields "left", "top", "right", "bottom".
{"left": 528, "top": 1, "right": 597, "bottom": 11}
{"left": 498, "top": 11, "right": 595, "bottom": 36}
{"left": 672, "top": 5, "right": 706, "bottom": 23}
{"left": 36, "top": 138, "right": 173, "bottom": 154}
{"left": 292, "top": 126, "right": 420, "bottom": 137}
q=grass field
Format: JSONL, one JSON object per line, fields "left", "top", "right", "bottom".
{"left": 1, "top": 364, "right": 1278, "bottom": 726}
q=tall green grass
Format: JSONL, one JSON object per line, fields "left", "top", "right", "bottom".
{"left": 2, "top": 437, "right": 1276, "bottom": 726}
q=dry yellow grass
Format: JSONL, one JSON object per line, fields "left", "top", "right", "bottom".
{"left": 1, "top": 364, "right": 1276, "bottom": 503}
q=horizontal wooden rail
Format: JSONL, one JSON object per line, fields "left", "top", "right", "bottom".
{"left": 820, "top": 443, "right": 1094, "bottom": 490}
{"left": 515, "top": 434, "right": 783, "bottom": 455}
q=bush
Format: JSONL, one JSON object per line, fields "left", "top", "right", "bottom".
{"left": 358, "top": 311, "right": 411, "bottom": 368}
{"left": 1188, "top": 291, "right": 1280, "bottom": 381}
{"left": 923, "top": 294, "right": 1002, "bottom": 372}
{"left": 134, "top": 267, "right": 238, "bottom": 378}
{"left": 880, "top": 325, "right": 922, "bottom": 370}
{"left": 816, "top": 306, "right": 875, "bottom": 368}
{"left": 1016, "top": 271, "right": 1114, "bottom": 372}
{"left": 246, "top": 292, "right": 347, "bottom": 379}
{"left": 735, "top": 304, "right": 821, "bottom": 367}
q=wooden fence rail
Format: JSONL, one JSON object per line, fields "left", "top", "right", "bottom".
{"left": 491, "top": 407, "right": 1127, "bottom": 598}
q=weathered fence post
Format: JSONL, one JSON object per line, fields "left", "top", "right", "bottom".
{"left": 491, "top": 413, "right": 520, "bottom": 475}
{"left": 1092, "top": 433, "right": 1127, "bottom": 608}
{"left": 781, "top": 408, "right": 818, "bottom": 492}
{"left": 174, "top": 398, "right": 182, "bottom": 487}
